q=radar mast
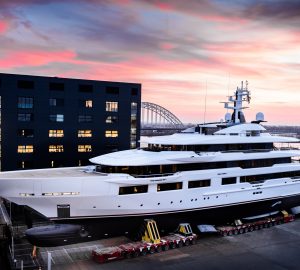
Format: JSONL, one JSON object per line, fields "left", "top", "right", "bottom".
{"left": 222, "top": 81, "right": 251, "bottom": 125}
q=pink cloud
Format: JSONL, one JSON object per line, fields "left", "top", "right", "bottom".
{"left": 0, "top": 20, "right": 8, "bottom": 34}
{"left": 159, "top": 42, "right": 176, "bottom": 51}
{"left": 0, "top": 50, "right": 76, "bottom": 68}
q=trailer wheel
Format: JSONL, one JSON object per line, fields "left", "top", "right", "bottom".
{"left": 249, "top": 226, "right": 254, "bottom": 232}
{"left": 177, "top": 240, "right": 183, "bottom": 248}
{"left": 125, "top": 252, "right": 132, "bottom": 259}
{"left": 141, "top": 249, "right": 147, "bottom": 256}
{"left": 254, "top": 225, "right": 259, "bottom": 230}
{"left": 163, "top": 244, "right": 169, "bottom": 251}
{"left": 224, "top": 231, "right": 229, "bottom": 236}
{"left": 244, "top": 227, "right": 249, "bottom": 233}
{"left": 191, "top": 238, "right": 196, "bottom": 245}
{"left": 133, "top": 250, "right": 139, "bottom": 258}
{"left": 184, "top": 239, "right": 190, "bottom": 246}
{"left": 156, "top": 245, "right": 162, "bottom": 253}
{"left": 169, "top": 242, "right": 175, "bottom": 249}
{"left": 259, "top": 224, "right": 264, "bottom": 229}
{"left": 228, "top": 230, "right": 233, "bottom": 236}
{"left": 263, "top": 223, "right": 268, "bottom": 228}
{"left": 149, "top": 246, "right": 156, "bottom": 254}
{"left": 239, "top": 228, "right": 244, "bottom": 234}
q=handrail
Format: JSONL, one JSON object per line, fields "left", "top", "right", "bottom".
{"left": 131, "top": 172, "right": 175, "bottom": 178}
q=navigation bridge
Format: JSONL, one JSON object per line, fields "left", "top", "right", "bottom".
{"left": 141, "top": 102, "right": 185, "bottom": 136}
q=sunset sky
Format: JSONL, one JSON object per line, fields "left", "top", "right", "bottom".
{"left": 0, "top": 0, "right": 300, "bottom": 125}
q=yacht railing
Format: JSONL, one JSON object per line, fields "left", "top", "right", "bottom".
{"left": 275, "top": 147, "right": 300, "bottom": 151}
{"left": 131, "top": 172, "right": 175, "bottom": 178}
{"left": 219, "top": 149, "right": 272, "bottom": 154}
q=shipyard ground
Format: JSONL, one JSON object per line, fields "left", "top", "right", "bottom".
{"left": 31, "top": 218, "right": 300, "bottom": 270}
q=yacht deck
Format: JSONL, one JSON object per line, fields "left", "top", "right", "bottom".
{"left": 0, "top": 167, "right": 100, "bottom": 179}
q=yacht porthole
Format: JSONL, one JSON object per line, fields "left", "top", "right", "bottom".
{"left": 195, "top": 198, "right": 197, "bottom": 201}
{"left": 158, "top": 202, "right": 160, "bottom": 205}
{"left": 191, "top": 199, "right": 193, "bottom": 202}
{"left": 170, "top": 201, "right": 173, "bottom": 204}
{"left": 118, "top": 205, "right": 121, "bottom": 208}
{"left": 204, "top": 198, "right": 206, "bottom": 200}
{"left": 180, "top": 200, "right": 182, "bottom": 203}
{"left": 140, "top": 204, "right": 143, "bottom": 207}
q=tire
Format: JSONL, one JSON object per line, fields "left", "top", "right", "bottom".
{"left": 149, "top": 246, "right": 155, "bottom": 254}
{"left": 156, "top": 245, "right": 162, "bottom": 253}
{"left": 169, "top": 242, "right": 175, "bottom": 249}
{"left": 259, "top": 224, "right": 264, "bottom": 229}
{"left": 141, "top": 249, "right": 147, "bottom": 256}
{"left": 244, "top": 227, "right": 249, "bottom": 233}
{"left": 185, "top": 239, "right": 190, "bottom": 246}
{"left": 249, "top": 226, "right": 254, "bottom": 232}
{"left": 133, "top": 250, "right": 139, "bottom": 258}
{"left": 191, "top": 238, "right": 196, "bottom": 245}
{"left": 177, "top": 241, "right": 183, "bottom": 248}
{"left": 228, "top": 230, "right": 233, "bottom": 236}
{"left": 254, "top": 225, "right": 259, "bottom": 230}
{"left": 163, "top": 244, "right": 169, "bottom": 251}
{"left": 233, "top": 229, "right": 238, "bottom": 235}
{"left": 125, "top": 252, "right": 132, "bottom": 259}
{"left": 239, "top": 228, "right": 244, "bottom": 234}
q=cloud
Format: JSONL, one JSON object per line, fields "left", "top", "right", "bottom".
{"left": 0, "top": 49, "right": 76, "bottom": 69}
{"left": 0, "top": 20, "right": 8, "bottom": 33}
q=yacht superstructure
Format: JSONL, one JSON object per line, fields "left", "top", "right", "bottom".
{"left": 0, "top": 81, "right": 299, "bottom": 247}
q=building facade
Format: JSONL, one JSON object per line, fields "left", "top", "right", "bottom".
{"left": 0, "top": 73, "right": 141, "bottom": 171}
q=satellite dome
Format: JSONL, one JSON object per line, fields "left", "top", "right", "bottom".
{"left": 256, "top": 112, "right": 264, "bottom": 122}
{"left": 225, "top": 113, "right": 231, "bottom": 122}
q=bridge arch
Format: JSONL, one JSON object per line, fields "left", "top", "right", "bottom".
{"left": 141, "top": 102, "right": 184, "bottom": 129}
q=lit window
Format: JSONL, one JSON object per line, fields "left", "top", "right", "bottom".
{"left": 131, "top": 102, "right": 137, "bottom": 114}
{"left": 106, "top": 101, "right": 118, "bottom": 112}
{"left": 105, "top": 130, "right": 118, "bottom": 138}
{"left": 18, "top": 97, "right": 34, "bottom": 109}
{"left": 49, "top": 130, "right": 64, "bottom": 137}
{"left": 78, "top": 145, "right": 92, "bottom": 152}
{"left": 49, "top": 114, "right": 64, "bottom": 122}
{"left": 18, "top": 145, "right": 34, "bottom": 153}
{"left": 49, "top": 145, "right": 64, "bottom": 153}
{"left": 131, "top": 142, "right": 136, "bottom": 148}
{"left": 85, "top": 100, "right": 92, "bottom": 108}
{"left": 78, "top": 130, "right": 92, "bottom": 137}
{"left": 106, "top": 115, "right": 118, "bottom": 124}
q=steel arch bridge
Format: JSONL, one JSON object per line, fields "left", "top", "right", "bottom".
{"left": 141, "top": 102, "right": 184, "bottom": 129}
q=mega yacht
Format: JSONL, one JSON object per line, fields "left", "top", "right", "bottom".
{"left": 0, "top": 81, "right": 299, "bottom": 247}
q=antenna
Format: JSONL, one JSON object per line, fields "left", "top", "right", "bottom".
{"left": 203, "top": 80, "right": 208, "bottom": 123}
{"left": 227, "top": 73, "right": 231, "bottom": 113}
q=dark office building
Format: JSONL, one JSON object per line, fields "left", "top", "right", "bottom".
{"left": 0, "top": 73, "right": 141, "bottom": 171}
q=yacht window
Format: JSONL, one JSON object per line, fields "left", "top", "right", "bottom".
{"left": 119, "top": 185, "right": 148, "bottom": 195}
{"left": 157, "top": 182, "right": 182, "bottom": 192}
{"left": 240, "top": 171, "right": 300, "bottom": 183}
{"left": 222, "top": 177, "right": 236, "bottom": 185}
{"left": 188, "top": 180, "right": 211, "bottom": 188}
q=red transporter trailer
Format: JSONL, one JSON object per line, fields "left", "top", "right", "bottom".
{"left": 217, "top": 211, "right": 294, "bottom": 236}
{"left": 92, "top": 221, "right": 197, "bottom": 264}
